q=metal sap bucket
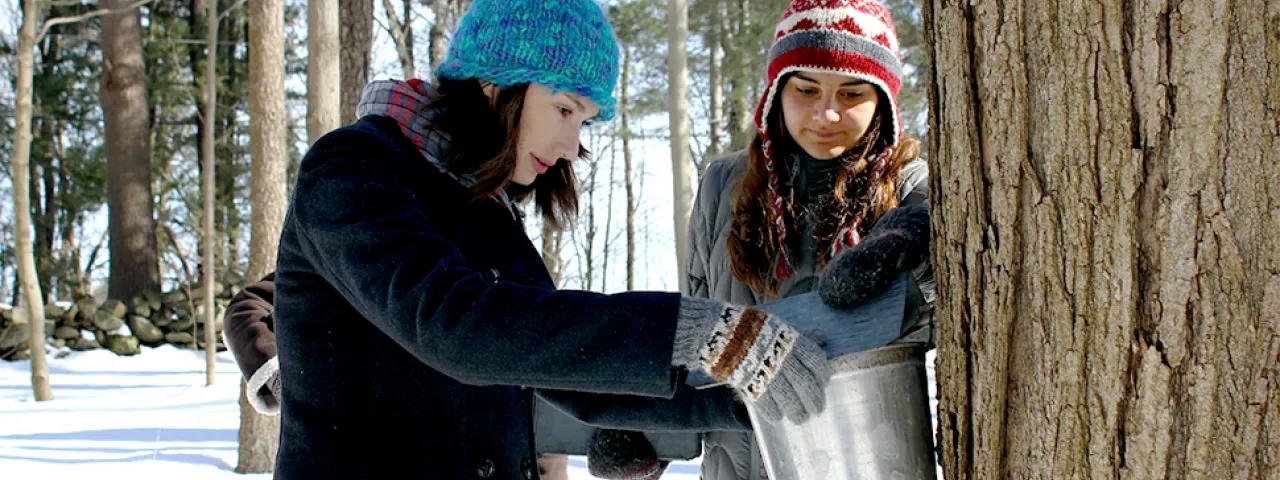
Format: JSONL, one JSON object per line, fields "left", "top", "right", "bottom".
{"left": 746, "top": 343, "right": 936, "bottom": 480}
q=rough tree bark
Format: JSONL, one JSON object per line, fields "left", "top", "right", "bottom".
{"left": 101, "top": 0, "right": 159, "bottom": 302}
{"left": 235, "top": 0, "right": 287, "bottom": 471}
{"left": 925, "top": 1, "right": 1280, "bottom": 479}
{"left": 667, "top": 0, "right": 693, "bottom": 294}
{"left": 13, "top": 0, "right": 53, "bottom": 402}
{"left": 308, "top": 0, "right": 340, "bottom": 144}
{"left": 339, "top": 0, "right": 373, "bottom": 125}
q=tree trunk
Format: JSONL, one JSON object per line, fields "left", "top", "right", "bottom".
{"left": 308, "top": 0, "right": 340, "bottom": 144}
{"left": 381, "top": 0, "right": 415, "bottom": 79}
{"left": 214, "top": 7, "right": 247, "bottom": 276}
{"left": 428, "top": 0, "right": 449, "bottom": 73}
{"left": 218, "top": 60, "right": 243, "bottom": 275}
{"left": 621, "top": 49, "right": 635, "bottom": 291}
{"left": 451, "top": 0, "right": 471, "bottom": 21}
{"left": 41, "top": 158, "right": 56, "bottom": 299}
{"left": 602, "top": 138, "right": 616, "bottom": 293}
{"left": 59, "top": 166, "right": 84, "bottom": 298}
{"left": 32, "top": 139, "right": 54, "bottom": 300}
{"left": 541, "top": 222, "right": 562, "bottom": 288}
{"left": 667, "top": 0, "right": 692, "bottom": 294}
{"left": 724, "top": 0, "right": 752, "bottom": 150}
{"left": 236, "top": 0, "right": 287, "bottom": 471}
{"left": 202, "top": 0, "right": 220, "bottom": 388}
{"left": 339, "top": 0, "right": 373, "bottom": 125}
{"left": 925, "top": 1, "right": 1280, "bottom": 479}
{"left": 248, "top": 0, "right": 288, "bottom": 270}
{"left": 13, "top": 0, "right": 53, "bottom": 402}
{"left": 31, "top": 78, "right": 57, "bottom": 299}
{"left": 101, "top": 0, "right": 158, "bottom": 303}
{"left": 707, "top": 0, "right": 724, "bottom": 165}
{"left": 583, "top": 141, "right": 600, "bottom": 291}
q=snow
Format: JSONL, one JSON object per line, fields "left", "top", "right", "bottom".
{"left": 0, "top": 345, "right": 699, "bottom": 479}
{"left": 1, "top": 345, "right": 938, "bottom": 479}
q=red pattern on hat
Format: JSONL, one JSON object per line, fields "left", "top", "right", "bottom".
{"left": 754, "top": 0, "right": 903, "bottom": 279}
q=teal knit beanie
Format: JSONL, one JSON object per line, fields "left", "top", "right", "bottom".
{"left": 435, "top": 0, "right": 621, "bottom": 122}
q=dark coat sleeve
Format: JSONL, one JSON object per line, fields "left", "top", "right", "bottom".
{"left": 223, "top": 273, "right": 277, "bottom": 381}
{"left": 532, "top": 155, "right": 754, "bottom": 433}
{"left": 285, "top": 126, "right": 684, "bottom": 397}
{"left": 536, "top": 384, "right": 752, "bottom": 432}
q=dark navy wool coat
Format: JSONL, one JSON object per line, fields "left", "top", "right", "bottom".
{"left": 272, "top": 115, "right": 700, "bottom": 479}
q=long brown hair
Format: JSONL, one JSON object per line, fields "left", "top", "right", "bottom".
{"left": 726, "top": 76, "right": 922, "bottom": 298}
{"left": 428, "top": 78, "right": 584, "bottom": 230}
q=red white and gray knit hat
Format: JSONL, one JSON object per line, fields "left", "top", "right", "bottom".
{"left": 753, "top": 0, "right": 904, "bottom": 278}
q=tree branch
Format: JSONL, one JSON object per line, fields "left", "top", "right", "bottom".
{"left": 216, "top": 0, "right": 249, "bottom": 22}
{"left": 37, "top": 0, "right": 156, "bottom": 42}
{"left": 161, "top": 223, "right": 195, "bottom": 287}
{"left": 80, "top": 228, "right": 108, "bottom": 287}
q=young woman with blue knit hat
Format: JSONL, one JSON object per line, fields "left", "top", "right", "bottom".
{"left": 270, "top": 1, "right": 833, "bottom": 478}
{"left": 673, "top": 0, "right": 935, "bottom": 478}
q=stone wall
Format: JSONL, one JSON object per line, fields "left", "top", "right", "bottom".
{"left": 0, "top": 272, "right": 245, "bottom": 359}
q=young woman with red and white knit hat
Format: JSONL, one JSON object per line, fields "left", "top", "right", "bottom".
{"left": 688, "top": 1, "right": 934, "bottom": 478}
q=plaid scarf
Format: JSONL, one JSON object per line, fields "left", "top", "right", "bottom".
{"left": 355, "top": 78, "right": 514, "bottom": 214}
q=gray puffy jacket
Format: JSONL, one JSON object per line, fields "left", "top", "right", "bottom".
{"left": 686, "top": 150, "right": 931, "bottom": 480}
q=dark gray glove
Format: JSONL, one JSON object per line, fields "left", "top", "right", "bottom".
{"left": 819, "top": 203, "right": 930, "bottom": 309}
{"left": 587, "top": 429, "right": 668, "bottom": 480}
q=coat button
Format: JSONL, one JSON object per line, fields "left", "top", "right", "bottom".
{"left": 475, "top": 458, "right": 496, "bottom": 478}
{"left": 520, "top": 457, "right": 535, "bottom": 480}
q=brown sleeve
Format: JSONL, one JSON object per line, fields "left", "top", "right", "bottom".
{"left": 223, "top": 272, "right": 277, "bottom": 380}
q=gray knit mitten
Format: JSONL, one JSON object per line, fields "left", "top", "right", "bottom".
{"left": 673, "top": 298, "right": 832, "bottom": 424}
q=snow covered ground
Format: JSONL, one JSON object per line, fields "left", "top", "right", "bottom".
{"left": 0, "top": 345, "right": 700, "bottom": 479}
{"left": 0, "top": 345, "right": 937, "bottom": 479}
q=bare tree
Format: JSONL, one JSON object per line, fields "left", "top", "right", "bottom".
{"left": 340, "top": 0, "right": 374, "bottom": 125}
{"left": 722, "top": 0, "right": 751, "bottom": 150}
{"left": 381, "top": 0, "right": 415, "bottom": 79}
{"left": 12, "top": 0, "right": 53, "bottom": 402}
{"left": 200, "top": 0, "right": 242, "bottom": 388}
{"left": 666, "top": 0, "right": 692, "bottom": 294}
{"left": 927, "top": 1, "right": 1280, "bottom": 479}
{"left": 427, "top": 0, "right": 449, "bottom": 72}
{"left": 602, "top": 136, "right": 617, "bottom": 293}
{"left": 308, "top": 0, "right": 341, "bottom": 143}
{"left": 540, "top": 223, "right": 563, "bottom": 288}
{"left": 235, "top": 0, "right": 287, "bottom": 471}
{"left": 577, "top": 130, "right": 608, "bottom": 291}
{"left": 101, "top": 0, "right": 158, "bottom": 302}
{"left": 620, "top": 49, "right": 635, "bottom": 291}
{"left": 706, "top": 0, "right": 724, "bottom": 164}
{"left": 10, "top": 0, "right": 161, "bottom": 403}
